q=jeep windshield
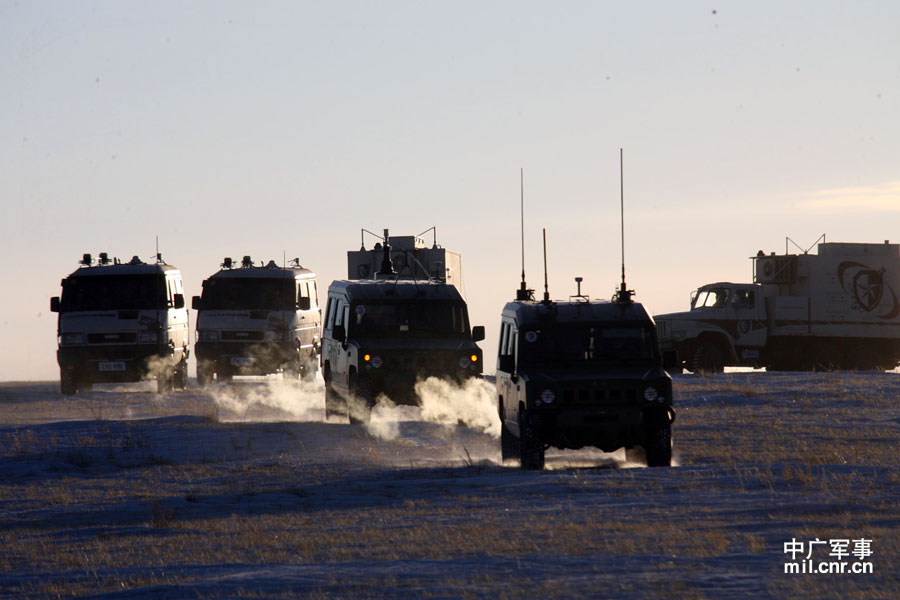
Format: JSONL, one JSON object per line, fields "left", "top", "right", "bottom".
{"left": 61, "top": 275, "right": 167, "bottom": 311}
{"left": 519, "top": 323, "right": 658, "bottom": 365}
{"left": 201, "top": 278, "right": 296, "bottom": 310}
{"left": 350, "top": 301, "right": 470, "bottom": 337}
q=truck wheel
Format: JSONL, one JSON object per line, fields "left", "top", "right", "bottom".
{"left": 60, "top": 369, "right": 77, "bottom": 395}
{"left": 174, "top": 358, "right": 188, "bottom": 390}
{"left": 301, "top": 357, "right": 318, "bottom": 382}
{"left": 348, "top": 373, "right": 372, "bottom": 425}
{"left": 691, "top": 342, "right": 724, "bottom": 374}
{"left": 645, "top": 425, "right": 672, "bottom": 467}
{"left": 157, "top": 367, "right": 174, "bottom": 394}
{"left": 197, "top": 362, "right": 213, "bottom": 388}
{"left": 518, "top": 409, "right": 545, "bottom": 470}
{"left": 500, "top": 419, "right": 519, "bottom": 461}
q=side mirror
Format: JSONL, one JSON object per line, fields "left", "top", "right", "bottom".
{"left": 298, "top": 296, "right": 311, "bottom": 311}
{"left": 192, "top": 296, "right": 201, "bottom": 310}
{"left": 471, "top": 325, "right": 485, "bottom": 342}
{"left": 50, "top": 297, "right": 61, "bottom": 313}
{"left": 498, "top": 354, "right": 515, "bottom": 373}
{"left": 332, "top": 324, "right": 346, "bottom": 342}
{"left": 173, "top": 293, "right": 185, "bottom": 309}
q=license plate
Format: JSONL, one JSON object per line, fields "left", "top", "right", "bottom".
{"left": 99, "top": 361, "right": 126, "bottom": 372}
{"left": 230, "top": 357, "right": 253, "bottom": 367}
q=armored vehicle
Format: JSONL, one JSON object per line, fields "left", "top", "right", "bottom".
{"left": 50, "top": 253, "right": 190, "bottom": 394}
{"left": 322, "top": 229, "right": 485, "bottom": 422}
{"left": 497, "top": 279, "right": 674, "bottom": 469}
{"left": 656, "top": 240, "right": 900, "bottom": 372}
{"left": 193, "top": 256, "right": 321, "bottom": 385}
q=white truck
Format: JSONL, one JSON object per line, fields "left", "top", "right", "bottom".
{"left": 192, "top": 256, "right": 321, "bottom": 385}
{"left": 51, "top": 253, "right": 190, "bottom": 394}
{"left": 656, "top": 241, "right": 900, "bottom": 373}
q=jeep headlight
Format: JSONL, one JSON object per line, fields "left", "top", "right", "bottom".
{"left": 643, "top": 387, "right": 663, "bottom": 403}
{"left": 197, "top": 330, "right": 219, "bottom": 342}
{"left": 540, "top": 389, "right": 555, "bottom": 404}
{"left": 60, "top": 333, "right": 85, "bottom": 345}
{"left": 138, "top": 332, "right": 159, "bottom": 344}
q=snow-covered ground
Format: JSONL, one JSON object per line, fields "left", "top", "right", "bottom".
{"left": 1, "top": 372, "right": 899, "bottom": 598}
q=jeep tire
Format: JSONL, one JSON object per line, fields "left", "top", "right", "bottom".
{"left": 518, "top": 409, "right": 545, "bottom": 470}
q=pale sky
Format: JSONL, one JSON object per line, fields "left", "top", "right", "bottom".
{"left": 2, "top": 1, "right": 898, "bottom": 381}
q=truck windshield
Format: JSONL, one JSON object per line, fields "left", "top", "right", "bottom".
{"left": 520, "top": 323, "right": 658, "bottom": 364}
{"left": 693, "top": 287, "right": 730, "bottom": 309}
{"left": 61, "top": 275, "right": 167, "bottom": 311}
{"left": 351, "top": 301, "right": 469, "bottom": 337}
{"left": 201, "top": 278, "right": 296, "bottom": 310}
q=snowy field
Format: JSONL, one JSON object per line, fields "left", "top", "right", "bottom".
{"left": 1, "top": 372, "right": 899, "bottom": 599}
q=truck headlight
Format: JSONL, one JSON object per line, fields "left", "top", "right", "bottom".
{"left": 371, "top": 355, "right": 382, "bottom": 368}
{"left": 540, "top": 389, "right": 555, "bottom": 404}
{"left": 643, "top": 387, "right": 659, "bottom": 402}
{"left": 139, "top": 332, "right": 159, "bottom": 344}
{"left": 197, "top": 330, "right": 219, "bottom": 342}
{"left": 60, "top": 333, "right": 85, "bottom": 345}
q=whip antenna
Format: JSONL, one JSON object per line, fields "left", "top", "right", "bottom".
{"left": 542, "top": 228, "right": 551, "bottom": 304}
{"left": 616, "top": 148, "right": 634, "bottom": 304}
{"left": 516, "top": 168, "right": 534, "bottom": 301}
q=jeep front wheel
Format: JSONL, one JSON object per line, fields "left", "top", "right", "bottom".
{"left": 518, "top": 409, "right": 545, "bottom": 470}
{"left": 645, "top": 425, "right": 672, "bottom": 467}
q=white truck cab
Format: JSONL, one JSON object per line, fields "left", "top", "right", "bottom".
{"left": 193, "top": 256, "right": 321, "bottom": 384}
{"left": 50, "top": 253, "right": 190, "bottom": 394}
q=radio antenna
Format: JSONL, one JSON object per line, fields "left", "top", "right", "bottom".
{"left": 542, "top": 228, "right": 551, "bottom": 304}
{"left": 615, "top": 148, "right": 634, "bottom": 304}
{"left": 516, "top": 168, "right": 534, "bottom": 301}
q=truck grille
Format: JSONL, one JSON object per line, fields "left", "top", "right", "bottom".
{"left": 87, "top": 332, "right": 137, "bottom": 344}
{"left": 562, "top": 387, "right": 637, "bottom": 406}
{"left": 221, "top": 331, "right": 265, "bottom": 341}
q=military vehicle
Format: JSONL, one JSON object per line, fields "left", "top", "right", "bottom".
{"left": 655, "top": 239, "right": 900, "bottom": 372}
{"left": 497, "top": 249, "right": 674, "bottom": 469}
{"left": 192, "top": 256, "right": 321, "bottom": 385}
{"left": 322, "top": 229, "right": 485, "bottom": 423}
{"left": 497, "top": 161, "right": 674, "bottom": 469}
{"left": 50, "top": 253, "right": 190, "bottom": 394}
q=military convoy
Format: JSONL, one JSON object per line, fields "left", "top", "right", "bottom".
{"left": 192, "top": 256, "right": 321, "bottom": 385}
{"left": 50, "top": 228, "right": 895, "bottom": 471}
{"left": 50, "top": 253, "right": 190, "bottom": 394}
{"left": 322, "top": 230, "right": 485, "bottom": 423}
{"left": 656, "top": 241, "right": 900, "bottom": 373}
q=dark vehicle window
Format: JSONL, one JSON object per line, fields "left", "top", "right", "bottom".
{"left": 61, "top": 275, "right": 167, "bottom": 310}
{"left": 520, "top": 323, "right": 658, "bottom": 364}
{"left": 732, "top": 289, "right": 755, "bottom": 308}
{"left": 351, "top": 302, "right": 469, "bottom": 336}
{"left": 201, "top": 278, "right": 296, "bottom": 310}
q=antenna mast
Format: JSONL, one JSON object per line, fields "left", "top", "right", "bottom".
{"left": 542, "top": 228, "right": 550, "bottom": 304}
{"left": 516, "top": 168, "right": 534, "bottom": 301}
{"left": 616, "top": 148, "right": 634, "bottom": 304}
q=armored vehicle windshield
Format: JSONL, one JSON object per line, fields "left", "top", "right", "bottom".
{"left": 61, "top": 275, "right": 168, "bottom": 311}
{"left": 200, "top": 278, "right": 297, "bottom": 311}
{"left": 350, "top": 300, "right": 470, "bottom": 337}
{"left": 519, "top": 321, "right": 659, "bottom": 365}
